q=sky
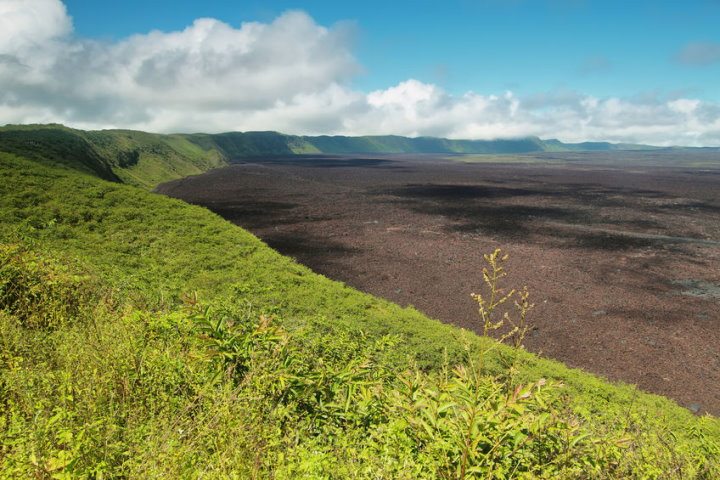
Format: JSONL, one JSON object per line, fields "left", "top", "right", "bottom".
{"left": 1, "top": 0, "right": 720, "bottom": 145}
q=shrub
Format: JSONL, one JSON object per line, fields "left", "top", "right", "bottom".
{"left": 0, "top": 243, "right": 96, "bottom": 329}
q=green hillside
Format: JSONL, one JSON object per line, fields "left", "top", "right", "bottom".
{"left": 304, "top": 135, "right": 550, "bottom": 154}
{"left": 83, "top": 129, "right": 227, "bottom": 187}
{"left": 541, "top": 140, "right": 659, "bottom": 152}
{"left": 0, "top": 124, "right": 121, "bottom": 182}
{"left": 0, "top": 127, "right": 718, "bottom": 477}
{"left": 0, "top": 124, "right": 670, "bottom": 190}
{"left": 0, "top": 125, "right": 226, "bottom": 189}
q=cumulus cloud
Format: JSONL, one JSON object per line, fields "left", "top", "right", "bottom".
{"left": 675, "top": 42, "right": 720, "bottom": 66}
{"left": 0, "top": 0, "right": 359, "bottom": 130}
{"left": 345, "top": 81, "right": 720, "bottom": 146}
{"left": 0, "top": 0, "right": 719, "bottom": 146}
{"left": 0, "top": 0, "right": 71, "bottom": 53}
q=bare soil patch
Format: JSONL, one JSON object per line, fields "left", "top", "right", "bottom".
{"left": 157, "top": 153, "right": 720, "bottom": 414}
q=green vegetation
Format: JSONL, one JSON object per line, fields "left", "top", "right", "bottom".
{"left": 0, "top": 125, "right": 226, "bottom": 189}
{"left": 0, "top": 131, "right": 718, "bottom": 477}
{"left": 0, "top": 124, "right": 676, "bottom": 190}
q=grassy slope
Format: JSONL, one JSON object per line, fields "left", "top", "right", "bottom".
{"left": 0, "top": 126, "right": 717, "bottom": 416}
{"left": 0, "top": 125, "right": 227, "bottom": 189}
{"left": 84, "top": 130, "right": 227, "bottom": 188}
{"left": 1, "top": 124, "right": 670, "bottom": 191}
{"left": 1, "top": 127, "right": 719, "bottom": 476}
{"left": 0, "top": 124, "right": 121, "bottom": 182}
{"left": 1, "top": 151, "right": 717, "bottom": 432}
{"left": 0, "top": 152, "right": 465, "bottom": 367}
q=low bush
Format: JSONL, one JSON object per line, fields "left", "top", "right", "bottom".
{"left": 0, "top": 243, "right": 97, "bottom": 330}
{"left": 1, "top": 152, "right": 718, "bottom": 478}
{"left": 1, "top": 244, "right": 718, "bottom": 478}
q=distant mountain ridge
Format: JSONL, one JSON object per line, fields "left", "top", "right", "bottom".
{"left": 208, "top": 131, "right": 662, "bottom": 155}
{"left": 0, "top": 123, "right": 695, "bottom": 188}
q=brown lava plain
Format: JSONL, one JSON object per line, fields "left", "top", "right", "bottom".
{"left": 157, "top": 152, "right": 720, "bottom": 415}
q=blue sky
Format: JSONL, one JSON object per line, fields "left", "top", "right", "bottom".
{"left": 63, "top": 0, "right": 720, "bottom": 100}
{"left": 2, "top": 0, "right": 720, "bottom": 145}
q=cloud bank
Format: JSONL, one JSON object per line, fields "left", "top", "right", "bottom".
{"left": 1, "top": 0, "right": 719, "bottom": 146}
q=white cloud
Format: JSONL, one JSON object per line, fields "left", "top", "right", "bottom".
{"left": 668, "top": 99, "right": 700, "bottom": 115}
{"left": 346, "top": 83, "right": 720, "bottom": 146}
{"left": 0, "top": 0, "right": 719, "bottom": 146}
{"left": 0, "top": 0, "right": 70, "bottom": 52}
{"left": 0, "top": 1, "right": 359, "bottom": 130}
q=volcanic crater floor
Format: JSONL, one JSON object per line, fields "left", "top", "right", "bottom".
{"left": 157, "top": 153, "right": 720, "bottom": 415}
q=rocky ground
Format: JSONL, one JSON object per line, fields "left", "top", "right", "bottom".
{"left": 157, "top": 153, "right": 720, "bottom": 414}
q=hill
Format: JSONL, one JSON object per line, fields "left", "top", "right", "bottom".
{"left": 0, "top": 127, "right": 718, "bottom": 477}
{"left": 0, "top": 124, "right": 670, "bottom": 189}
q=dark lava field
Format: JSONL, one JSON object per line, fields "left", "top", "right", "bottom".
{"left": 157, "top": 152, "right": 720, "bottom": 414}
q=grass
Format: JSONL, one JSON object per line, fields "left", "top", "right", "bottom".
{"left": 1, "top": 238, "right": 718, "bottom": 478}
{"left": 5, "top": 124, "right": 708, "bottom": 192}
{"left": 0, "top": 135, "right": 719, "bottom": 477}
